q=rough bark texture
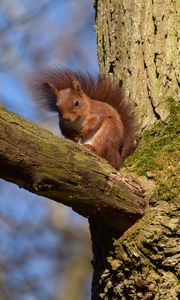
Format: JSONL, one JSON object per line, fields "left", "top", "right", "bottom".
{"left": 94, "top": 0, "right": 180, "bottom": 128}
{"left": 92, "top": 202, "right": 179, "bottom": 300}
{"left": 0, "top": 106, "right": 146, "bottom": 231}
{"left": 89, "top": 95, "right": 180, "bottom": 298}
{"left": 91, "top": 1, "right": 180, "bottom": 299}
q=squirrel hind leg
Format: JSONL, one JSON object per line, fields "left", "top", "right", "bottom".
{"left": 85, "top": 143, "right": 122, "bottom": 169}
{"left": 84, "top": 143, "right": 118, "bottom": 168}
{"left": 84, "top": 142, "right": 122, "bottom": 169}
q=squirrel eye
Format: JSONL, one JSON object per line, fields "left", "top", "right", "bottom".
{"left": 74, "top": 99, "right": 80, "bottom": 107}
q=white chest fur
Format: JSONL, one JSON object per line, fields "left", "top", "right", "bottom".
{"left": 78, "top": 125, "right": 103, "bottom": 146}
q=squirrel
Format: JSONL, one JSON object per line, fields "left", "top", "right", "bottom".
{"left": 31, "top": 68, "right": 136, "bottom": 170}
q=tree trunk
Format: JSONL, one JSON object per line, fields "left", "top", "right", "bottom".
{"left": 94, "top": 0, "right": 180, "bottom": 128}
{"left": 91, "top": 1, "right": 179, "bottom": 299}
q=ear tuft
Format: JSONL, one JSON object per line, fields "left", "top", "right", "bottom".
{"left": 72, "top": 80, "right": 82, "bottom": 95}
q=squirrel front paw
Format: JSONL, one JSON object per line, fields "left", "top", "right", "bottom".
{"left": 80, "top": 127, "right": 90, "bottom": 139}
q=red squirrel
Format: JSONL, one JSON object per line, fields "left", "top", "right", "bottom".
{"left": 31, "top": 68, "right": 136, "bottom": 169}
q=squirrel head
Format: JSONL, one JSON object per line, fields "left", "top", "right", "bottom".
{"left": 47, "top": 79, "right": 90, "bottom": 123}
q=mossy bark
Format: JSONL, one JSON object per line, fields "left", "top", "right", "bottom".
{"left": 92, "top": 1, "right": 180, "bottom": 299}
{"left": 90, "top": 104, "right": 180, "bottom": 299}
{"left": 0, "top": 106, "right": 145, "bottom": 231}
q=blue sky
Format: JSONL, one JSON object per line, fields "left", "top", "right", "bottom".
{"left": 0, "top": 1, "right": 97, "bottom": 299}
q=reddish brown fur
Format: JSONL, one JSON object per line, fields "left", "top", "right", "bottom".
{"left": 31, "top": 67, "right": 136, "bottom": 169}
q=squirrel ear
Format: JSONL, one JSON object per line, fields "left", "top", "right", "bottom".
{"left": 72, "top": 80, "right": 82, "bottom": 95}
{"left": 46, "top": 82, "right": 59, "bottom": 98}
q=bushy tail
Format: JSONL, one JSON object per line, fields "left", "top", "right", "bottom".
{"left": 89, "top": 76, "right": 137, "bottom": 160}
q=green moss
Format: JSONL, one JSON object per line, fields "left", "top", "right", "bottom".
{"left": 125, "top": 99, "right": 179, "bottom": 202}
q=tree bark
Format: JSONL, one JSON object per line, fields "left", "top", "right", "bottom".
{"left": 90, "top": 201, "right": 179, "bottom": 300}
{"left": 94, "top": 0, "right": 180, "bottom": 128}
{"left": 0, "top": 106, "right": 146, "bottom": 231}
{"left": 91, "top": 1, "right": 179, "bottom": 299}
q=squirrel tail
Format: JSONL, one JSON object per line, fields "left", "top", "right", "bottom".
{"left": 92, "top": 76, "right": 137, "bottom": 160}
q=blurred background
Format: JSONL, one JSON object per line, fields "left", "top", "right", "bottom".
{"left": 0, "top": 1, "right": 98, "bottom": 299}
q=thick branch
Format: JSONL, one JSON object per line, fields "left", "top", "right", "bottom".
{"left": 0, "top": 106, "right": 146, "bottom": 230}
